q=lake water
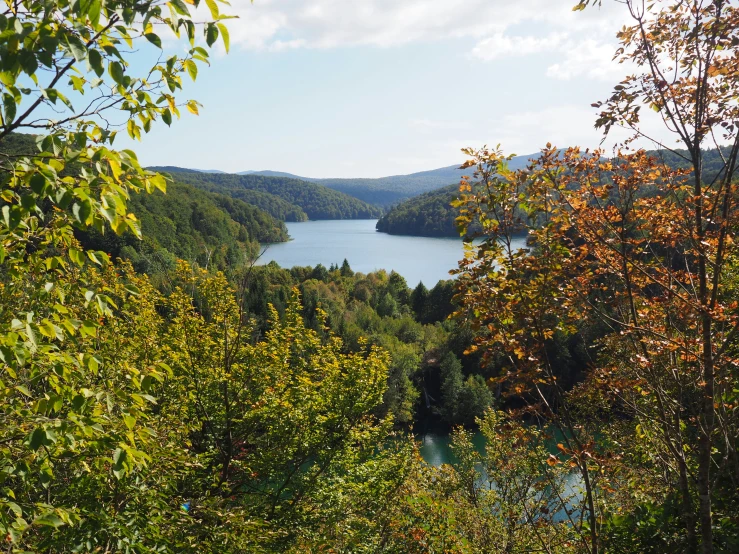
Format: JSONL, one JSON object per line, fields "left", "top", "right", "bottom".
{"left": 259, "top": 219, "right": 526, "bottom": 287}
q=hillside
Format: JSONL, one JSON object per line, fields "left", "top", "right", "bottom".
{"left": 160, "top": 169, "right": 383, "bottom": 220}
{"left": 375, "top": 184, "right": 461, "bottom": 237}
{"left": 78, "top": 182, "right": 288, "bottom": 273}
{"left": 1, "top": 135, "right": 289, "bottom": 273}
{"left": 149, "top": 156, "right": 537, "bottom": 208}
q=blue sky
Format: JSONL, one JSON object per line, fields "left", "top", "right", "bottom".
{"left": 120, "top": 0, "right": 674, "bottom": 178}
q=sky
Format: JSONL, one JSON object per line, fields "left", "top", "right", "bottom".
{"left": 119, "top": 0, "right": 676, "bottom": 178}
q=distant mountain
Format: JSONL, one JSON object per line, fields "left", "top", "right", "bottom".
{"left": 151, "top": 155, "right": 537, "bottom": 209}
{"left": 78, "top": 181, "right": 288, "bottom": 273}
{"left": 148, "top": 165, "right": 226, "bottom": 174}
{"left": 239, "top": 170, "right": 302, "bottom": 178}
{"left": 148, "top": 166, "right": 309, "bottom": 222}
{"left": 156, "top": 170, "right": 383, "bottom": 221}
{"left": 243, "top": 154, "right": 536, "bottom": 207}
{"left": 0, "top": 140, "right": 289, "bottom": 272}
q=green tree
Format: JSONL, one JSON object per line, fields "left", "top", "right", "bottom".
{"left": 377, "top": 291, "right": 399, "bottom": 318}
{"left": 340, "top": 258, "right": 354, "bottom": 277}
{"left": 410, "top": 281, "right": 429, "bottom": 320}
{"left": 0, "top": 0, "right": 229, "bottom": 547}
{"left": 162, "top": 267, "right": 398, "bottom": 549}
{"left": 440, "top": 352, "right": 464, "bottom": 424}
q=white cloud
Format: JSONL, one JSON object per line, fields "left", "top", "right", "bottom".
{"left": 470, "top": 33, "right": 566, "bottom": 61}
{"left": 410, "top": 118, "right": 469, "bottom": 131}
{"left": 209, "top": 0, "right": 632, "bottom": 84}
{"left": 221, "top": 0, "right": 623, "bottom": 50}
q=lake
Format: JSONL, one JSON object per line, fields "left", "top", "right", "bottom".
{"left": 259, "top": 219, "right": 526, "bottom": 287}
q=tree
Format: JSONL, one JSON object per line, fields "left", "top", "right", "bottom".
{"left": 410, "top": 281, "right": 429, "bottom": 321}
{"left": 377, "top": 291, "right": 399, "bottom": 318}
{"left": 388, "top": 270, "right": 410, "bottom": 305}
{"left": 440, "top": 352, "right": 464, "bottom": 424}
{"left": 0, "top": 0, "right": 230, "bottom": 547}
{"left": 455, "top": 1, "right": 739, "bottom": 551}
{"left": 384, "top": 411, "right": 576, "bottom": 553}
{"left": 162, "top": 267, "right": 399, "bottom": 548}
{"left": 340, "top": 258, "right": 354, "bottom": 277}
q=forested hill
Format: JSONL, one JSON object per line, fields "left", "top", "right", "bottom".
{"left": 1, "top": 134, "right": 289, "bottom": 273}
{"left": 376, "top": 147, "right": 739, "bottom": 238}
{"left": 375, "top": 184, "right": 461, "bottom": 237}
{"left": 79, "top": 183, "right": 289, "bottom": 273}
{"left": 153, "top": 168, "right": 383, "bottom": 220}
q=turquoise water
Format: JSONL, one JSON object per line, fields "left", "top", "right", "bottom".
{"left": 259, "top": 219, "right": 526, "bottom": 287}
{"left": 420, "top": 430, "right": 584, "bottom": 520}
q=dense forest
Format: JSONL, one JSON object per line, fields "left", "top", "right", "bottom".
{"left": 150, "top": 166, "right": 310, "bottom": 221}
{"left": 377, "top": 147, "right": 739, "bottom": 238}
{"left": 2, "top": 1, "right": 739, "bottom": 553}
{"left": 375, "top": 183, "right": 462, "bottom": 236}
{"left": 158, "top": 168, "right": 384, "bottom": 220}
{"left": 242, "top": 261, "right": 509, "bottom": 428}
{"left": 78, "top": 182, "right": 288, "bottom": 274}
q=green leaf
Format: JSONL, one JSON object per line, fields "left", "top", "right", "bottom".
{"left": 69, "top": 247, "right": 85, "bottom": 266}
{"left": 169, "top": 0, "right": 191, "bottom": 16}
{"left": 112, "top": 447, "right": 128, "bottom": 478}
{"left": 145, "top": 33, "right": 162, "bottom": 48}
{"left": 185, "top": 59, "right": 197, "bottom": 81}
{"left": 124, "top": 283, "right": 140, "bottom": 295}
{"left": 0, "top": 71, "right": 16, "bottom": 86}
{"left": 19, "top": 50, "right": 38, "bottom": 76}
{"left": 42, "top": 88, "right": 58, "bottom": 104}
{"left": 87, "top": 0, "right": 101, "bottom": 27}
{"left": 123, "top": 414, "right": 136, "bottom": 430}
{"left": 88, "top": 49, "right": 104, "bottom": 77}
{"left": 29, "top": 173, "right": 47, "bottom": 195}
{"left": 217, "top": 23, "right": 230, "bottom": 53}
{"left": 205, "top": 23, "right": 219, "bottom": 47}
{"left": 6, "top": 501, "right": 22, "bottom": 517}
{"left": 205, "top": 0, "right": 219, "bottom": 19}
{"left": 3, "top": 93, "right": 17, "bottom": 124}
{"left": 109, "top": 61, "right": 125, "bottom": 85}
{"left": 29, "top": 428, "right": 52, "bottom": 451}
{"left": 34, "top": 512, "right": 65, "bottom": 528}
{"left": 80, "top": 320, "right": 97, "bottom": 338}
{"left": 65, "top": 34, "right": 88, "bottom": 62}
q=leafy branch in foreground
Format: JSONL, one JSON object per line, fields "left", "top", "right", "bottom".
{"left": 0, "top": 0, "right": 231, "bottom": 548}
